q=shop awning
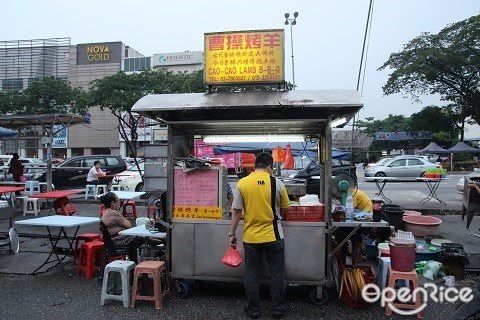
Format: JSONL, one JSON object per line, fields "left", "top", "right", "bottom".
{"left": 132, "top": 90, "right": 362, "bottom": 136}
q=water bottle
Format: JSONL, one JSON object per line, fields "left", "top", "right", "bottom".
{"left": 345, "top": 192, "right": 354, "bottom": 221}
{"left": 372, "top": 192, "right": 383, "bottom": 222}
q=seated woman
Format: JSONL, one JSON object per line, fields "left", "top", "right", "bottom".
{"left": 100, "top": 192, "right": 140, "bottom": 263}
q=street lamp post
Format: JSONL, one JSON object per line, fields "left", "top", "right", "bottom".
{"left": 284, "top": 12, "right": 299, "bottom": 90}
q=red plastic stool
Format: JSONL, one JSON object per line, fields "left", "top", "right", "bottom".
{"left": 73, "top": 233, "right": 102, "bottom": 264}
{"left": 122, "top": 200, "right": 137, "bottom": 220}
{"left": 77, "top": 241, "right": 104, "bottom": 280}
{"left": 131, "top": 260, "right": 170, "bottom": 310}
{"left": 385, "top": 267, "right": 423, "bottom": 318}
{"left": 53, "top": 196, "right": 77, "bottom": 216}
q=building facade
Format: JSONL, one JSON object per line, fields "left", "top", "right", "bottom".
{"left": 0, "top": 37, "right": 203, "bottom": 159}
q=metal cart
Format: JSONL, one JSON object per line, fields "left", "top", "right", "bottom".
{"left": 132, "top": 89, "right": 362, "bottom": 304}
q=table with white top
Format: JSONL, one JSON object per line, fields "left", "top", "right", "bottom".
{"left": 15, "top": 216, "right": 100, "bottom": 273}
{"left": 118, "top": 224, "right": 166, "bottom": 239}
{"left": 415, "top": 177, "right": 446, "bottom": 205}
{"left": 364, "top": 177, "right": 398, "bottom": 203}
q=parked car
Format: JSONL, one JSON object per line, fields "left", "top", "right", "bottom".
{"left": 292, "top": 158, "right": 357, "bottom": 195}
{"left": 366, "top": 157, "right": 392, "bottom": 168}
{"left": 456, "top": 168, "right": 480, "bottom": 193}
{"left": 0, "top": 157, "right": 47, "bottom": 181}
{"left": 110, "top": 161, "right": 144, "bottom": 192}
{"left": 32, "top": 155, "right": 127, "bottom": 189}
{"left": 364, "top": 155, "right": 440, "bottom": 179}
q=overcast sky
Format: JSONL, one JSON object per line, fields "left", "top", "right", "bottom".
{"left": 2, "top": 0, "right": 480, "bottom": 122}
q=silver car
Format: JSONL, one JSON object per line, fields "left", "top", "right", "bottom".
{"left": 364, "top": 155, "right": 440, "bottom": 179}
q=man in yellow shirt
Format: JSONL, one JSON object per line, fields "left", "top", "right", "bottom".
{"left": 229, "top": 152, "right": 290, "bottom": 319}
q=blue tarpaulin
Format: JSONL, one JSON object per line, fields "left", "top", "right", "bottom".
{"left": 0, "top": 126, "right": 18, "bottom": 139}
{"left": 212, "top": 142, "right": 351, "bottom": 160}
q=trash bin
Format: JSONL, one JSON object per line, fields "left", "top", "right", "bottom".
{"left": 384, "top": 206, "right": 405, "bottom": 231}
{"left": 438, "top": 243, "right": 469, "bottom": 280}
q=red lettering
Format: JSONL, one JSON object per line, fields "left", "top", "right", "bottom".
{"left": 226, "top": 34, "right": 243, "bottom": 50}
{"left": 263, "top": 33, "right": 281, "bottom": 48}
{"left": 245, "top": 34, "right": 262, "bottom": 49}
{"left": 208, "top": 35, "right": 225, "bottom": 51}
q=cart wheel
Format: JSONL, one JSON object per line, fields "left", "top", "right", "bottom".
{"left": 309, "top": 288, "right": 328, "bottom": 306}
{"left": 173, "top": 280, "right": 191, "bottom": 299}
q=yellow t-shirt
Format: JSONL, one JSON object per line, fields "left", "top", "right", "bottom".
{"left": 353, "top": 189, "right": 372, "bottom": 212}
{"left": 233, "top": 171, "right": 290, "bottom": 243}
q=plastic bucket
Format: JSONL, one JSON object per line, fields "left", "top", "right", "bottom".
{"left": 384, "top": 206, "right": 405, "bottom": 231}
{"left": 377, "top": 242, "right": 390, "bottom": 258}
{"left": 389, "top": 244, "right": 415, "bottom": 272}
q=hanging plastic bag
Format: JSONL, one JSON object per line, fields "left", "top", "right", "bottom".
{"left": 272, "top": 147, "right": 285, "bottom": 163}
{"left": 283, "top": 144, "right": 294, "bottom": 169}
{"left": 222, "top": 246, "right": 242, "bottom": 267}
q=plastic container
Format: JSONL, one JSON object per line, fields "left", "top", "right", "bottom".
{"left": 377, "top": 242, "right": 390, "bottom": 258}
{"left": 384, "top": 206, "right": 405, "bottom": 231}
{"left": 299, "top": 194, "right": 320, "bottom": 206}
{"left": 345, "top": 193, "right": 354, "bottom": 221}
{"left": 415, "top": 240, "right": 441, "bottom": 262}
{"left": 284, "top": 205, "right": 324, "bottom": 222}
{"left": 403, "top": 210, "right": 422, "bottom": 217}
{"left": 431, "top": 239, "right": 452, "bottom": 247}
{"left": 390, "top": 244, "right": 416, "bottom": 272}
{"left": 425, "top": 235, "right": 444, "bottom": 244}
{"left": 403, "top": 215, "right": 442, "bottom": 238}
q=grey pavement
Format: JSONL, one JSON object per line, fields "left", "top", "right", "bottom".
{"left": 0, "top": 187, "right": 479, "bottom": 319}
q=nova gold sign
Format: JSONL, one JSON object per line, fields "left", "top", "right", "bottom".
{"left": 87, "top": 45, "right": 110, "bottom": 62}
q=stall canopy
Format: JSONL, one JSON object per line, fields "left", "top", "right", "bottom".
{"left": 132, "top": 90, "right": 362, "bottom": 136}
{"left": 446, "top": 141, "right": 480, "bottom": 153}
{"left": 419, "top": 142, "right": 449, "bottom": 154}
{"left": 0, "top": 126, "right": 19, "bottom": 139}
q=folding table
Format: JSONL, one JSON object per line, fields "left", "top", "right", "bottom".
{"left": 364, "top": 177, "right": 398, "bottom": 203}
{"left": 415, "top": 177, "right": 446, "bottom": 205}
{"left": 0, "top": 186, "right": 26, "bottom": 206}
{"left": 15, "top": 216, "right": 100, "bottom": 274}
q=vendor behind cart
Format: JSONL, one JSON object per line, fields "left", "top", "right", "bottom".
{"left": 334, "top": 189, "right": 372, "bottom": 267}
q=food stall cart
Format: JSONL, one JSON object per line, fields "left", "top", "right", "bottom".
{"left": 132, "top": 89, "right": 362, "bottom": 304}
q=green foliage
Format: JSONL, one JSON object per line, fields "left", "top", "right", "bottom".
{"left": 379, "top": 14, "right": 480, "bottom": 133}
{"left": 409, "top": 105, "right": 458, "bottom": 145}
{"left": 0, "top": 77, "right": 88, "bottom": 115}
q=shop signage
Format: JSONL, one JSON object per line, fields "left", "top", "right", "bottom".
{"left": 375, "top": 131, "right": 432, "bottom": 141}
{"left": 77, "top": 42, "right": 122, "bottom": 65}
{"left": 204, "top": 29, "right": 285, "bottom": 85}
{"left": 173, "top": 206, "right": 222, "bottom": 220}
{"left": 52, "top": 124, "right": 67, "bottom": 148}
{"left": 152, "top": 51, "right": 203, "bottom": 67}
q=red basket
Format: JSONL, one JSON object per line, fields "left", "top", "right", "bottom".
{"left": 390, "top": 245, "right": 415, "bottom": 272}
{"left": 341, "top": 265, "right": 376, "bottom": 308}
{"left": 284, "top": 205, "right": 324, "bottom": 222}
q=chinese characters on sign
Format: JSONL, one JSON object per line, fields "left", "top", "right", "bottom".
{"left": 52, "top": 124, "right": 67, "bottom": 148}
{"left": 173, "top": 206, "right": 222, "bottom": 220}
{"left": 204, "top": 29, "right": 285, "bottom": 85}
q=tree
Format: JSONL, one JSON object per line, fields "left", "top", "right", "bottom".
{"left": 409, "top": 105, "right": 459, "bottom": 145}
{"left": 9, "top": 76, "right": 89, "bottom": 115}
{"left": 379, "top": 14, "right": 480, "bottom": 139}
{"left": 356, "top": 115, "right": 411, "bottom": 155}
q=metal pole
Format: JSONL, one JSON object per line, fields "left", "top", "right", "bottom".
{"left": 290, "top": 23, "right": 295, "bottom": 90}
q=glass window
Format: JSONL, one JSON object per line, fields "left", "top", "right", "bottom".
{"left": 408, "top": 159, "right": 423, "bottom": 166}
{"left": 84, "top": 157, "right": 104, "bottom": 167}
{"left": 2, "top": 78, "right": 23, "bottom": 91}
{"left": 124, "top": 59, "right": 130, "bottom": 72}
{"left": 146, "top": 57, "right": 151, "bottom": 69}
{"left": 390, "top": 159, "right": 406, "bottom": 167}
{"left": 106, "top": 157, "right": 119, "bottom": 166}
{"left": 64, "top": 159, "right": 83, "bottom": 167}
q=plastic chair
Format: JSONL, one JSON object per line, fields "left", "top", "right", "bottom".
{"left": 23, "top": 198, "right": 40, "bottom": 216}
{"left": 95, "top": 185, "right": 108, "bottom": 196}
{"left": 24, "top": 180, "right": 40, "bottom": 196}
{"left": 122, "top": 200, "right": 137, "bottom": 220}
{"left": 99, "top": 222, "right": 131, "bottom": 273}
{"left": 385, "top": 267, "right": 423, "bottom": 319}
{"left": 130, "top": 260, "right": 170, "bottom": 310}
{"left": 53, "top": 197, "right": 77, "bottom": 216}
{"left": 101, "top": 260, "right": 136, "bottom": 308}
{"left": 85, "top": 185, "right": 96, "bottom": 199}
{"left": 77, "top": 241, "right": 104, "bottom": 280}
{"left": 73, "top": 233, "right": 102, "bottom": 264}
